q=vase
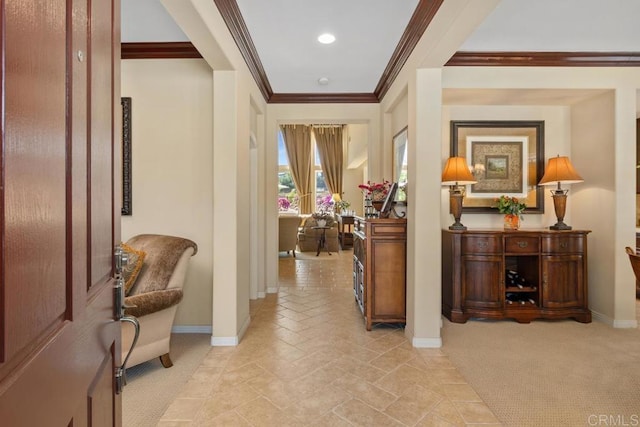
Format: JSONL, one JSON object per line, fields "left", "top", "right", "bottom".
{"left": 372, "top": 200, "right": 384, "bottom": 212}
{"left": 504, "top": 214, "right": 520, "bottom": 230}
{"left": 317, "top": 219, "right": 327, "bottom": 227}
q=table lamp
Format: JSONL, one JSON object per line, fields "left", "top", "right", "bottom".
{"left": 538, "top": 155, "right": 583, "bottom": 230}
{"left": 442, "top": 157, "right": 477, "bottom": 230}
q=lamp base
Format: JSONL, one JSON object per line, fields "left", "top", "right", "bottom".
{"left": 449, "top": 223, "right": 467, "bottom": 231}
{"left": 550, "top": 222, "right": 572, "bottom": 230}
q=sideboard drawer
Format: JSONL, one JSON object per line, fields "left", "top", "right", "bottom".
{"left": 505, "top": 236, "right": 539, "bottom": 253}
{"left": 541, "top": 236, "right": 584, "bottom": 254}
{"left": 462, "top": 235, "right": 502, "bottom": 254}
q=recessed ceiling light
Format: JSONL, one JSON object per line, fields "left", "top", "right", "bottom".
{"left": 317, "top": 33, "right": 336, "bottom": 44}
{"left": 318, "top": 77, "right": 329, "bottom": 85}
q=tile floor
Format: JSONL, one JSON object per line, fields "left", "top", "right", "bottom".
{"left": 158, "top": 249, "right": 501, "bottom": 426}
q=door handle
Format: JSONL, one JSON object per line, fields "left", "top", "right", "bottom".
{"left": 114, "top": 244, "right": 139, "bottom": 394}
{"left": 116, "top": 315, "right": 140, "bottom": 394}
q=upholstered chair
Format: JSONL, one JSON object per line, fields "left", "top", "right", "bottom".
{"left": 279, "top": 215, "right": 302, "bottom": 257}
{"left": 297, "top": 216, "right": 340, "bottom": 252}
{"left": 121, "top": 234, "right": 197, "bottom": 369}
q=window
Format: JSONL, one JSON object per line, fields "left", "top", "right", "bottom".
{"left": 278, "top": 132, "right": 297, "bottom": 212}
{"left": 277, "top": 130, "right": 330, "bottom": 213}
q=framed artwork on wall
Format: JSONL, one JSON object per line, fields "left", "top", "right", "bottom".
{"left": 121, "top": 97, "right": 132, "bottom": 216}
{"left": 450, "top": 120, "right": 545, "bottom": 213}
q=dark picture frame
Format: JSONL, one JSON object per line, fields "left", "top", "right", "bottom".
{"left": 380, "top": 182, "right": 398, "bottom": 218}
{"left": 450, "top": 120, "right": 545, "bottom": 213}
{"left": 121, "top": 97, "right": 132, "bottom": 216}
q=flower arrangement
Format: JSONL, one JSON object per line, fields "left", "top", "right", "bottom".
{"left": 495, "top": 195, "right": 527, "bottom": 217}
{"left": 278, "top": 197, "right": 291, "bottom": 211}
{"left": 316, "top": 194, "right": 335, "bottom": 215}
{"left": 358, "top": 180, "right": 391, "bottom": 201}
{"left": 334, "top": 199, "right": 351, "bottom": 212}
{"left": 496, "top": 195, "right": 526, "bottom": 229}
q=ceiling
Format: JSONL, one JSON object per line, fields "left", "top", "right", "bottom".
{"left": 122, "top": 0, "right": 640, "bottom": 98}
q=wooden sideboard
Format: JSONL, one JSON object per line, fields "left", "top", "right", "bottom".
{"left": 442, "top": 229, "right": 591, "bottom": 324}
{"left": 353, "top": 217, "right": 407, "bottom": 330}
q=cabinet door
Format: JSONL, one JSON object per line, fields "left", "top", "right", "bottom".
{"left": 541, "top": 255, "right": 585, "bottom": 308}
{"left": 461, "top": 255, "right": 503, "bottom": 309}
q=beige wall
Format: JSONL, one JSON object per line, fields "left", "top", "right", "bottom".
{"left": 121, "top": 58, "right": 214, "bottom": 329}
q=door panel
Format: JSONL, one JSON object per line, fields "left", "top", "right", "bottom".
{"left": 461, "top": 255, "right": 503, "bottom": 309}
{"left": 2, "top": 0, "right": 68, "bottom": 364}
{"left": 0, "top": 0, "right": 121, "bottom": 425}
{"left": 542, "top": 255, "right": 584, "bottom": 308}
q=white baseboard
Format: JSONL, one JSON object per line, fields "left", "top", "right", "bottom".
{"left": 614, "top": 319, "right": 638, "bottom": 328}
{"left": 171, "top": 325, "right": 212, "bottom": 334}
{"left": 257, "top": 291, "right": 266, "bottom": 298}
{"left": 267, "top": 286, "right": 278, "bottom": 293}
{"left": 210, "top": 316, "right": 252, "bottom": 347}
{"left": 412, "top": 337, "right": 443, "bottom": 348}
{"left": 591, "top": 310, "right": 638, "bottom": 328}
{"left": 211, "top": 336, "right": 238, "bottom": 346}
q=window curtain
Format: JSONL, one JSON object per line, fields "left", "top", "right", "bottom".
{"left": 313, "top": 125, "right": 343, "bottom": 197}
{"left": 280, "top": 125, "right": 314, "bottom": 214}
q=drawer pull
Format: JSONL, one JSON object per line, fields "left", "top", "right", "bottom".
{"left": 560, "top": 242, "right": 568, "bottom": 249}
{"left": 477, "top": 241, "right": 489, "bottom": 249}
{"left": 517, "top": 241, "right": 528, "bottom": 248}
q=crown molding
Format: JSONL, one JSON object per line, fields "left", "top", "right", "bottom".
{"left": 374, "top": 0, "right": 444, "bottom": 101}
{"left": 213, "top": 0, "right": 273, "bottom": 101}
{"left": 446, "top": 51, "right": 640, "bottom": 67}
{"left": 269, "top": 93, "right": 378, "bottom": 104}
{"left": 215, "top": 0, "right": 440, "bottom": 104}
{"left": 121, "top": 42, "right": 202, "bottom": 59}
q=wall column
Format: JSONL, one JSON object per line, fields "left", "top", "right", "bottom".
{"left": 407, "top": 68, "right": 444, "bottom": 347}
{"left": 613, "top": 87, "right": 639, "bottom": 325}
{"left": 212, "top": 70, "right": 239, "bottom": 344}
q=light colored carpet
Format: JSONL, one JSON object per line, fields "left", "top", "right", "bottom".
{"left": 122, "top": 333, "right": 211, "bottom": 427}
{"left": 441, "top": 304, "right": 640, "bottom": 427}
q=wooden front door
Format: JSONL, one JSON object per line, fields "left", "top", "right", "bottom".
{"left": 0, "top": 0, "right": 122, "bottom": 425}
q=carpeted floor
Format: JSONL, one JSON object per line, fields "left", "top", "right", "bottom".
{"left": 441, "top": 302, "right": 640, "bottom": 427}
{"left": 122, "top": 333, "right": 211, "bottom": 427}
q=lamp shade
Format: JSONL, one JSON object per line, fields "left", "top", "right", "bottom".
{"left": 538, "top": 155, "right": 584, "bottom": 186}
{"left": 442, "top": 157, "right": 477, "bottom": 185}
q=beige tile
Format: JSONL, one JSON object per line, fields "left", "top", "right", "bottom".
{"left": 290, "top": 365, "right": 347, "bottom": 400}
{"left": 369, "top": 346, "right": 416, "bottom": 372}
{"left": 428, "top": 399, "right": 467, "bottom": 426}
{"left": 234, "top": 396, "right": 300, "bottom": 427}
{"left": 247, "top": 375, "right": 301, "bottom": 409}
{"left": 375, "top": 364, "right": 441, "bottom": 395}
{"left": 415, "top": 413, "right": 463, "bottom": 427}
{"left": 307, "top": 411, "right": 353, "bottom": 427}
{"left": 154, "top": 253, "right": 503, "bottom": 427}
{"left": 157, "top": 421, "right": 194, "bottom": 427}
{"left": 217, "top": 363, "right": 268, "bottom": 389}
{"left": 442, "top": 383, "right": 483, "bottom": 402}
{"left": 384, "top": 384, "right": 443, "bottom": 425}
{"left": 423, "top": 355, "right": 456, "bottom": 369}
{"left": 327, "top": 355, "right": 388, "bottom": 383}
{"left": 454, "top": 401, "right": 501, "bottom": 424}
{"left": 287, "top": 384, "right": 351, "bottom": 422}
{"left": 178, "top": 378, "right": 217, "bottom": 399}
{"left": 332, "top": 373, "right": 398, "bottom": 411}
{"left": 365, "top": 332, "right": 410, "bottom": 353}
{"left": 193, "top": 411, "right": 252, "bottom": 427}
{"left": 333, "top": 398, "right": 405, "bottom": 427}
{"left": 195, "top": 383, "right": 259, "bottom": 421}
